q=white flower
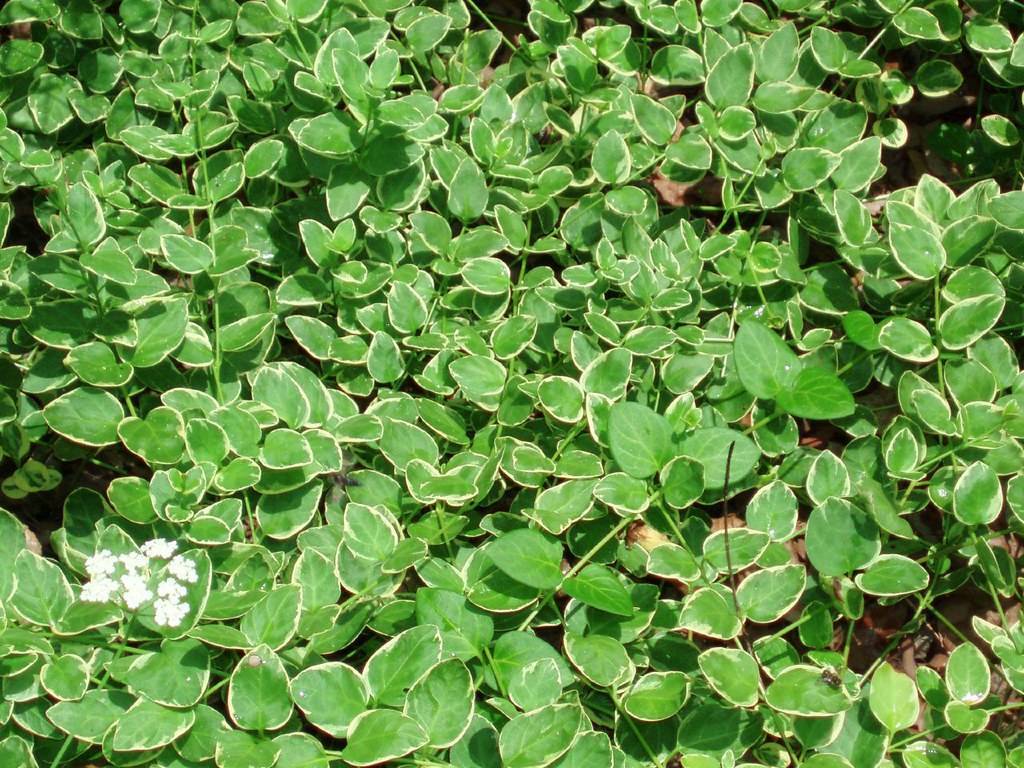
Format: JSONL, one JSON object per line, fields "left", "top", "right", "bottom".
{"left": 141, "top": 538, "right": 178, "bottom": 559}
{"left": 76, "top": 541, "right": 193, "bottom": 622}
{"left": 81, "top": 576, "right": 118, "bottom": 603}
{"left": 120, "top": 573, "right": 153, "bottom": 610}
{"left": 168, "top": 555, "right": 198, "bottom": 584}
{"left": 120, "top": 552, "right": 149, "bottom": 574}
{"left": 85, "top": 549, "right": 118, "bottom": 579}
{"left": 153, "top": 597, "right": 190, "bottom": 627}
{"left": 157, "top": 578, "right": 187, "bottom": 601}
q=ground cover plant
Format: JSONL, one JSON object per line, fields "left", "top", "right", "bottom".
{"left": 1, "top": 0, "right": 1024, "bottom": 766}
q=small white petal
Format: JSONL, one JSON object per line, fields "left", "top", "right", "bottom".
{"left": 120, "top": 573, "right": 153, "bottom": 610}
{"left": 153, "top": 597, "right": 190, "bottom": 627}
{"left": 120, "top": 552, "right": 149, "bottom": 573}
{"left": 142, "top": 538, "right": 178, "bottom": 559}
{"left": 168, "top": 555, "right": 198, "bottom": 584}
{"left": 157, "top": 578, "right": 187, "bottom": 600}
{"left": 85, "top": 550, "right": 117, "bottom": 578}
{"left": 81, "top": 576, "right": 118, "bottom": 603}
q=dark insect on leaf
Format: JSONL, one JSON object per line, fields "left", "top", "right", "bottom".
{"left": 820, "top": 668, "right": 843, "bottom": 687}
{"left": 326, "top": 472, "right": 360, "bottom": 509}
{"left": 330, "top": 473, "right": 360, "bottom": 489}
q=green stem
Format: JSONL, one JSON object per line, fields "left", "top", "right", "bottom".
{"left": 462, "top": 0, "right": 520, "bottom": 56}
{"left": 743, "top": 410, "right": 778, "bottom": 436}
{"left": 204, "top": 675, "right": 230, "bottom": 700}
{"left": 481, "top": 644, "right": 508, "bottom": 698}
{"left": 189, "top": 4, "right": 222, "bottom": 403}
{"left": 889, "top": 702, "right": 1024, "bottom": 749}
{"left": 972, "top": 533, "right": 1011, "bottom": 630}
{"left": 609, "top": 687, "right": 665, "bottom": 768}
{"left": 516, "top": 516, "right": 633, "bottom": 631}
{"left": 47, "top": 736, "right": 77, "bottom": 768}
{"left": 120, "top": 386, "right": 137, "bottom": 417}
{"left": 933, "top": 277, "right": 945, "bottom": 394}
{"left": 927, "top": 605, "right": 970, "bottom": 646}
{"left": 434, "top": 502, "right": 456, "bottom": 559}
{"left": 763, "top": 611, "right": 817, "bottom": 642}
{"left": 860, "top": 580, "right": 937, "bottom": 682}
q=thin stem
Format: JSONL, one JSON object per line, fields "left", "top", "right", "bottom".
{"left": 609, "top": 687, "right": 665, "bottom": 768}
{"left": 434, "top": 502, "right": 456, "bottom": 559}
{"left": 120, "top": 386, "right": 137, "bottom": 417}
{"left": 516, "top": 516, "right": 633, "bottom": 631}
{"left": 973, "top": 534, "right": 1010, "bottom": 630}
{"left": 860, "top": 580, "right": 937, "bottom": 682}
{"left": 763, "top": 611, "right": 817, "bottom": 642}
{"left": 933, "top": 277, "right": 945, "bottom": 394}
{"left": 481, "top": 644, "right": 508, "bottom": 698}
{"left": 190, "top": 3, "right": 222, "bottom": 403}
{"left": 743, "top": 410, "right": 778, "bottom": 436}
{"left": 927, "top": 606, "right": 970, "bottom": 646}
{"left": 720, "top": 443, "right": 742, "bottom": 619}
{"left": 856, "top": 0, "right": 914, "bottom": 63}
{"left": 462, "top": 0, "right": 519, "bottom": 56}
{"left": 204, "top": 675, "right": 230, "bottom": 700}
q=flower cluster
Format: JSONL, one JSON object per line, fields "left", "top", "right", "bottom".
{"left": 81, "top": 539, "right": 197, "bottom": 628}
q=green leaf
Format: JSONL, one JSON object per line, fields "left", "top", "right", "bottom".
{"left": 698, "top": 647, "right": 759, "bottom": 707}
{"left": 488, "top": 528, "right": 563, "bottom": 590}
{"left": 736, "top": 564, "right": 806, "bottom": 623}
{"left": 240, "top": 585, "right": 302, "bottom": 650}
{"left": 10, "top": 550, "right": 72, "bottom": 628}
{"left": 228, "top": 645, "right": 293, "bottom": 731}
{"left": 733, "top": 320, "right": 800, "bottom": 399}
{"left": 290, "top": 662, "right": 367, "bottom": 738}
{"left": 449, "top": 355, "right": 506, "bottom": 411}
{"left": 562, "top": 564, "right": 633, "bottom": 617}
{"left": 746, "top": 480, "right": 798, "bottom": 540}
{"left": 953, "top": 461, "right": 1002, "bottom": 525}
{"left": 649, "top": 45, "right": 704, "bottom": 85}
{"left": 705, "top": 43, "right": 754, "bottom": 108}
{"left": 804, "top": 498, "right": 881, "bottom": 576}
{"left": 364, "top": 625, "right": 443, "bottom": 707}
{"left": 989, "top": 191, "right": 1024, "bottom": 230}
{"left": 40, "top": 654, "right": 89, "bottom": 701}
{"left": 111, "top": 698, "right": 196, "bottom": 752}
{"left": 678, "top": 586, "right": 742, "bottom": 640}
{"left": 404, "top": 659, "right": 475, "bottom": 748}
{"left": 878, "top": 317, "right": 938, "bottom": 363}
{"left": 118, "top": 406, "right": 185, "bottom": 465}
{"left": 766, "top": 665, "right": 853, "bottom": 716}
{"left": 47, "top": 689, "right": 134, "bottom": 744}
{"left": 945, "top": 643, "right": 990, "bottom": 705}
{"left": 499, "top": 704, "right": 582, "bottom": 768}
{"left": 855, "top": 554, "right": 929, "bottom": 597}
{"left": 623, "top": 671, "right": 689, "bottom": 721}
{"left": 777, "top": 368, "right": 855, "bottom": 420}
{"left": 43, "top": 387, "right": 125, "bottom": 447}
{"left": 592, "top": 130, "right": 631, "bottom": 185}
{"left": 678, "top": 427, "right": 760, "bottom": 494}
{"left": 125, "top": 297, "right": 190, "bottom": 368}
{"left": 782, "top": 147, "right": 841, "bottom": 192}
{"left": 564, "top": 632, "right": 632, "bottom": 687}
{"left": 869, "top": 663, "right": 919, "bottom": 732}
{"left": 889, "top": 223, "right": 946, "bottom": 279}
{"left": 342, "top": 710, "right": 428, "bottom": 766}
{"left": 122, "top": 639, "right": 211, "bottom": 708}
{"left": 367, "top": 331, "right": 405, "bottom": 383}
{"left": 449, "top": 158, "right": 488, "bottom": 223}
{"left": 161, "top": 234, "right": 213, "bottom": 274}
{"left": 608, "top": 401, "right": 672, "bottom": 479}
{"left": 296, "top": 111, "right": 361, "bottom": 157}
{"left": 66, "top": 182, "right": 105, "bottom": 247}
